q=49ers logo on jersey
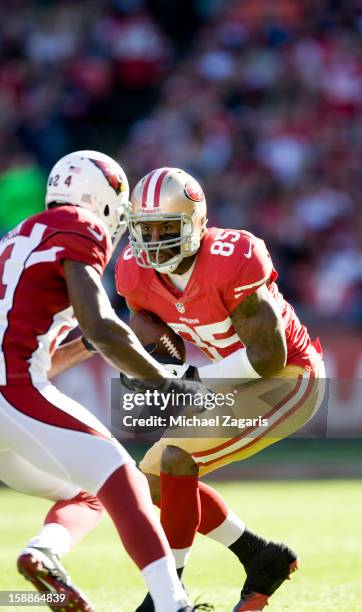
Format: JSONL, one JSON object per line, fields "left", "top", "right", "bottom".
{"left": 90, "top": 159, "right": 125, "bottom": 195}
{"left": 184, "top": 180, "right": 204, "bottom": 202}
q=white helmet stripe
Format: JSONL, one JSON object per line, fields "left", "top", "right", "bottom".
{"left": 142, "top": 167, "right": 169, "bottom": 209}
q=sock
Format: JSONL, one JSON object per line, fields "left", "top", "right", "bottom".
{"left": 160, "top": 472, "right": 201, "bottom": 569}
{"left": 26, "top": 491, "right": 104, "bottom": 557}
{"left": 26, "top": 523, "right": 71, "bottom": 558}
{"left": 156, "top": 479, "right": 247, "bottom": 572}
{"left": 99, "top": 463, "right": 188, "bottom": 612}
{"left": 198, "top": 482, "right": 245, "bottom": 545}
{"left": 98, "top": 463, "right": 170, "bottom": 570}
{"left": 152, "top": 501, "right": 185, "bottom": 580}
{"left": 142, "top": 556, "right": 189, "bottom": 612}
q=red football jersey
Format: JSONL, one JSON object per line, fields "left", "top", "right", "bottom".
{"left": 116, "top": 227, "right": 320, "bottom": 369}
{"left": 0, "top": 205, "right": 112, "bottom": 385}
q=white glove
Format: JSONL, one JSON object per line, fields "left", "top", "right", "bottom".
{"left": 163, "top": 363, "right": 189, "bottom": 378}
{"left": 163, "top": 363, "right": 199, "bottom": 380}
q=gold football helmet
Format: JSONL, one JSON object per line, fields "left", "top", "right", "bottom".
{"left": 128, "top": 167, "right": 207, "bottom": 273}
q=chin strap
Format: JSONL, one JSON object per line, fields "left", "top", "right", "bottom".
{"left": 154, "top": 260, "right": 183, "bottom": 274}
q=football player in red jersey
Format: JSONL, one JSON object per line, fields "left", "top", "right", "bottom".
{"left": 0, "top": 153, "right": 196, "bottom": 612}
{"left": 116, "top": 167, "right": 326, "bottom": 612}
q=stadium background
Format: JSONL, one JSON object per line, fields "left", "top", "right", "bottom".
{"left": 0, "top": 0, "right": 361, "bottom": 476}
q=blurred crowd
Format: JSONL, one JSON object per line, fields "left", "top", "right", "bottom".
{"left": 0, "top": 0, "right": 361, "bottom": 324}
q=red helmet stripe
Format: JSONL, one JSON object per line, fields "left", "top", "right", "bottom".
{"left": 153, "top": 169, "right": 169, "bottom": 207}
{"left": 141, "top": 170, "right": 156, "bottom": 208}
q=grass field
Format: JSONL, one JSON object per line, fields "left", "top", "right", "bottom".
{"left": 1, "top": 480, "right": 361, "bottom": 612}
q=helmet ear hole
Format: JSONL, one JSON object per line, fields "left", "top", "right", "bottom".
{"left": 104, "top": 205, "right": 110, "bottom": 216}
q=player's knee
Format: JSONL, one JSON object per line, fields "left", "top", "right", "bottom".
{"left": 73, "top": 491, "right": 104, "bottom": 516}
{"left": 145, "top": 473, "right": 161, "bottom": 504}
{"left": 161, "top": 445, "right": 198, "bottom": 476}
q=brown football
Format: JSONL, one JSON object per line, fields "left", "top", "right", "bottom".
{"left": 130, "top": 310, "right": 186, "bottom": 364}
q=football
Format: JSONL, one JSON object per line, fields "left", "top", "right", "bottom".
{"left": 130, "top": 310, "right": 186, "bottom": 364}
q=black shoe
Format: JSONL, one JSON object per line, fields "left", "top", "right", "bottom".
{"left": 136, "top": 592, "right": 213, "bottom": 612}
{"left": 135, "top": 592, "right": 154, "bottom": 612}
{"left": 194, "top": 603, "right": 214, "bottom": 610}
{"left": 178, "top": 606, "right": 214, "bottom": 612}
{"left": 233, "top": 541, "right": 299, "bottom": 611}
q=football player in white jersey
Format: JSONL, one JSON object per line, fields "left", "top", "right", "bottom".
{"left": 0, "top": 152, "right": 197, "bottom": 612}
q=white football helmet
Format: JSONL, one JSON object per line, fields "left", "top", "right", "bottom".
{"left": 46, "top": 150, "right": 129, "bottom": 246}
{"left": 128, "top": 167, "right": 207, "bottom": 273}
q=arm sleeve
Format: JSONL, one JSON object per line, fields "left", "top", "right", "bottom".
{"left": 222, "top": 238, "right": 275, "bottom": 311}
{"left": 125, "top": 297, "right": 143, "bottom": 312}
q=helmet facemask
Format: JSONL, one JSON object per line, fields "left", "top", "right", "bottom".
{"left": 128, "top": 167, "right": 207, "bottom": 273}
{"left": 128, "top": 211, "right": 203, "bottom": 274}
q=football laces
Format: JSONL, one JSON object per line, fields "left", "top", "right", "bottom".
{"left": 160, "top": 334, "right": 182, "bottom": 361}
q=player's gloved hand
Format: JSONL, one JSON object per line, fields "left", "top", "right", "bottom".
{"left": 81, "top": 336, "right": 98, "bottom": 353}
{"left": 119, "top": 373, "right": 209, "bottom": 414}
{"left": 149, "top": 354, "right": 200, "bottom": 381}
{"left": 163, "top": 363, "right": 200, "bottom": 380}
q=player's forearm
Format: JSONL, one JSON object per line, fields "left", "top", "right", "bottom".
{"left": 63, "top": 261, "right": 170, "bottom": 379}
{"left": 88, "top": 318, "right": 170, "bottom": 380}
{"left": 48, "top": 337, "right": 92, "bottom": 379}
{"left": 225, "top": 285, "right": 287, "bottom": 379}
{"left": 198, "top": 341, "right": 286, "bottom": 383}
